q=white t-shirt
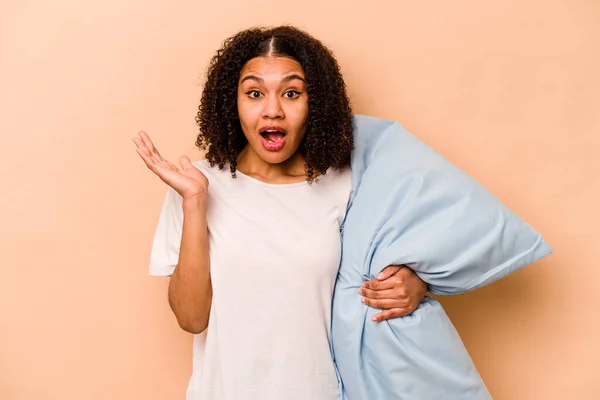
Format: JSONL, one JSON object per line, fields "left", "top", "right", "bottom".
{"left": 149, "top": 159, "right": 352, "bottom": 400}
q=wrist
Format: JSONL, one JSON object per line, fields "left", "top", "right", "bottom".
{"left": 182, "top": 195, "right": 208, "bottom": 210}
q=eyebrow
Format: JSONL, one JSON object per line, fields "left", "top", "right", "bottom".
{"left": 240, "top": 74, "right": 306, "bottom": 84}
{"left": 282, "top": 74, "right": 305, "bottom": 83}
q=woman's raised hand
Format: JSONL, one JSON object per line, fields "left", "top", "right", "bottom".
{"left": 133, "top": 131, "right": 208, "bottom": 200}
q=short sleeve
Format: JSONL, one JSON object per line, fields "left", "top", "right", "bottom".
{"left": 149, "top": 187, "right": 184, "bottom": 276}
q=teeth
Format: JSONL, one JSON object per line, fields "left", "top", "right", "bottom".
{"left": 260, "top": 129, "right": 285, "bottom": 143}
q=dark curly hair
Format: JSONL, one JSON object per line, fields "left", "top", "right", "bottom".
{"left": 195, "top": 25, "right": 354, "bottom": 182}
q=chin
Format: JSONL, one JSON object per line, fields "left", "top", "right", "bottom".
{"left": 259, "top": 150, "right": 295, "bottom": 165}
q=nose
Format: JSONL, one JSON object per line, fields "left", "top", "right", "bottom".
{"left": 262, "top": 94, "right": 284, "bottom": 119}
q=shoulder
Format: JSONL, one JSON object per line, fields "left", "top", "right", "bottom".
{"left": 191, "top": 158, "right": 212, "bottom": 172}
{"left": 192, "top": 159, "right": 232, "bottom": 182}
{"left": 314, "top": 167, "right": 352, "bottom": 224}
{"left": 318, "top": 166, "right": 352, "bottom": 189}
{"left": 310, "top": 166, "right": 352, "bottom": 202}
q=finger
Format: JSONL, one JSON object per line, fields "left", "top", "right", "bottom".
{"left": 132, "top": 137, "right": 143, "bottom": 148}
{"left": 363, "top": 279, "right": 396, "bottom": 291}
{"left": 139, "top": 134, "right": 178, "bottom": 174}
{"left": 179, "top": 155, "right": 193, "bottom": 171}
{"left": 135, "top": 140, "right": 179, "bottom": 179}
{"left": 134, "top": 134, "right": 158, "bottom": 163}
{"left": 135, "top": 147, "right": 157, "bottom": 171}
{"left": 138, "top": 131, "right": 161, "bottom": 156}
{"left": 371, "top": 308, "right": 412, "bottom": 322}
{"left": 376, "top": 265, "right": 403, "bottom": 280}
{"left": 359, "top": 287, "right": 408, "bottom": 301}
{"left": 361, "top": 296, "right": 400, "bottom": 310}
{"left": 134, "top": 143, "right": 151, "bottom": 161}
{"left": 133, "top": 137, "right": 152, "bottom": 155}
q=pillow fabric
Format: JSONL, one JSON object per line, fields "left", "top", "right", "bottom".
{"left": 331, "top": 114, "right": 552, "bottom": 399}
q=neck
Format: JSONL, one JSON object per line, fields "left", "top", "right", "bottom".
{"left": 236, "top": 145, "right": 306, "bottom": 183}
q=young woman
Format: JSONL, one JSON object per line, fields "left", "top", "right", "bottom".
{"left": 134, "top": 26, "right": 427, "bottom": 400}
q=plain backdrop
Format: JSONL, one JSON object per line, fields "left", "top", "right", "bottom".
{"left": 1, "top": 0, "right": 598, "bottom": 399}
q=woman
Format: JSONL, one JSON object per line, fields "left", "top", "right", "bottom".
{"left": 134, "top": 26, "right": 427, "bottom": 399}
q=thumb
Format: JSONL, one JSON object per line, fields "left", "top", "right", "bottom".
{"left": 377, "top": 265, "right": 402, "bottom": 280}
{"left": 179, "top": 155, "right": 193, "bottom": 171}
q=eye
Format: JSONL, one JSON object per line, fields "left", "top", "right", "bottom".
{"left": 283, "top": 90, "right": 301, "bottom": 99}
{"left": 245, "top": 90, "right": 263, "bottom": 99}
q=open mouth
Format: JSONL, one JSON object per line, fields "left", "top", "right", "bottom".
{"left": 260, "top": 129, "right": 287, "bottom": 143}
{"left": 259, "top": 126, "right": 287, "bottom": 151}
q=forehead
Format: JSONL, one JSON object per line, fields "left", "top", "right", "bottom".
{"left": 240, "top": 56, "right": 305, "bottom": 79}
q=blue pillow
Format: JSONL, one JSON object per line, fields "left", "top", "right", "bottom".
{"left": 331, "top": 115, "right": 552, "bottom": 399}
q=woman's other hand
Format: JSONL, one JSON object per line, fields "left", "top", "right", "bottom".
{"left": 133, "top": 131, "right": 208, "bottom": 200}
{"left": 359, "top": 265, "right": 428, "bottom": 322}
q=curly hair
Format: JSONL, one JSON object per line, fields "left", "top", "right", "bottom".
{"left": 195, "top": 25, "right": 354, "bottom": 182}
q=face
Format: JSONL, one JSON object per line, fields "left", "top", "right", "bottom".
{"left": 237, "top": 56, "right": 309, "bottom": 165}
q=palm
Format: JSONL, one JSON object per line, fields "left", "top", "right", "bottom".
{"left": 133, "top": 131, "right": 208, "bottom": 199}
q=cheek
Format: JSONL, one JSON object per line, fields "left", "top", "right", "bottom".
{"left": 237, "top": 99, "right": 258, "bottom": 130}
{"left": 287, "top": 102, "right": 309, "bottom": 128}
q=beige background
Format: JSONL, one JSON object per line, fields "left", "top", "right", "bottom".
{"left": 1, "top": 0, "right": 598, "bottom": 399}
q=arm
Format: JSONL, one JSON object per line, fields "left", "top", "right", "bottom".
{"left": 133, "top": 130, "right": 212, "bottom": 334}
{"left": 168, "top": 196, "right": 212, "bottom": 333}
